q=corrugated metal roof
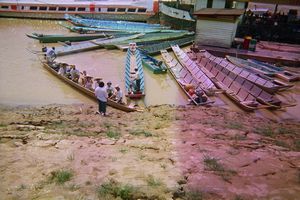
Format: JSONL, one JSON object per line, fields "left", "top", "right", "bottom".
{"left": 193, "top": 8, "right": 245, "bottom": 16}
{"left": 238, "top": 0, "right": 300, "bottom": 6}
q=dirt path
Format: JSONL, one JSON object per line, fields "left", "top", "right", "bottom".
{"left": 0, "top": 104, "right": 299, "bottom": 200}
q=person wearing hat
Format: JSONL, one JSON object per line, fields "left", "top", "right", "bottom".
{"left": 58, "top": 63, "right": 67, "bottom": 76}
{"left": 46, "top": 47, "right": 56, "bottom": 63}
{"left": 85, "top": 75, "right": 94, "bottom": 91}
{"left": 79, "top": 70, "right": 87, "bottom": 86}
{"left": 70, "top": 65, "right": 80, "bottom": 83}
{"left": 94, "top": 77, "right": 102, "bottom": 90}
{"left": 110, "top": 84, "right": 123, "bottom": 104}
{"left": 95, "top": 81, "right": 108, "bottom": 116}
{"left": 106, "top": 81, "right": 114, "bottom": 98}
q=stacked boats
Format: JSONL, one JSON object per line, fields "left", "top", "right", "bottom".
{"left": 158, "top": 45, "right": 297, "bottom": 111}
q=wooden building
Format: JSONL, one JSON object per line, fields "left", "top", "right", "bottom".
{"left": 193, "top": 8, "right": 244, "bottom": 48}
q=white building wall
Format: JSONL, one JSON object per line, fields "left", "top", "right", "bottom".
{"left": 212, "top": 0, "right": 225, "bottom": 9}
{"left": 194, "top": 0, "right": 208, "bottom": 11}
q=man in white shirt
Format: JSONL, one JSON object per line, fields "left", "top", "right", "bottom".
{"left": 46, "top": 47, "right": 56, "bottom": 63}
{"left": 110, "top": 85, "right": 123, "bottom": 104}
{"left": 95, "top": 81, "right": 108, "bottom": 116}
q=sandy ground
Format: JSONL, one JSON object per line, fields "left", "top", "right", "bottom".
{"left": 0, "top": 104, "right": 299, "bottom": 200}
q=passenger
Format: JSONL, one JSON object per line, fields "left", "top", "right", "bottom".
{"left": 94, "top": 77, "right": 102, "bottom": 90}
{"left": 85, "top": 76, "right": 94, "bottom": 91}
{"left": 58, "top": 63, "right": 67, "bottom": 76}
{"left": 132, "top": 68, "right": 141, "bottom": 92}
{"left": 46, "top": 47, "right": 56, "bottom": 63}
{"left": 193, "top": 90, "right": 207, "bottom": 104}
{"left": 95, "top": 81, "right": 108, "bottom": 116}
{"left": 106, "top": 81, "right": 114, "bottom": 98}
{"left": 69, "top": 65, "right": 80, "bottom": 83}
{"left": 79, "top": 70, "right": 87, "bottom": 86}
{"left": 110, "top": 85, "right": 123, "bottom": 104}
{"left": 128, "top": 83, "right": 134, "bottom": 95}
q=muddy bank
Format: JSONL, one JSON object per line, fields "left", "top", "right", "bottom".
{"left": 0, "top": 104, "right": 299, "bottom": 200}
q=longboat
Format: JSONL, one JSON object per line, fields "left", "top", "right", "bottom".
{"left": 42, "top": 62, "right": 136, "bottom": 112}
{"left": 125, "top": 44, "right": 145, "bottom": 99}
{"left": 190, "top": 50, "right": 282, "bottom": 110}
{"left": 191, "top": 49, "right": 290, "bottom": 94}
{"left": 26, "top": 32, "right": 108, "bottom": 43}
{"left": 140, "top": 36, "right": 194, "bottom": 55}
{"left": 140, "top": 51, "right": 167, "bottom": 74}
{"left": 226, "top": 55, "right": 293, "bottom": 90}
{"left": 248, "top": 59, "right": 300, "bottom": 82}
{"left": 171, "top": 45, "right": 217, "bottom": 95}
{"left": 65, "top": 14, "right": 168, "bottom": 33}
{"left": 160, "top": 49, "right": 213, "bottom": 106}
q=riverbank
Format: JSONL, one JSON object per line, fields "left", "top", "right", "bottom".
{"left": 0, "top": 104, "right": 299, "bottom": 200}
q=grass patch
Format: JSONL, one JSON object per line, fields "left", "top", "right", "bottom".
{"left": 274, "top": 140, "right": 289, "bottom": 148}
{"left": 231, "top": 134, "right": 247, "bottom": 141}
{"left": 97, "top": 179, "right": 138, "bottom": 200}
{"left": 294, "top": 140, "right": 300, "bottom": 151}
{"left": 49, "top": 169, "right": 73, "bottom": 184}
{"left": 234, "top": 195, "right": 244, "bottom": 200}
{"left": 17, "top": 184, "right": 26, "bottom": 191}
{"left": 67, "top": 153, "right": 74, "bottom": 161}
{"left": 226, "top": 121, "right": 244, "bottom": 130}
{"left": 129, "top": 129, "right": 152, "bottom": 137}
{"left": 146, "top": 175, "right": 162, "bottom": 187}
{"left": 203, "top": 155, "right": 224, "bottom": 172}
{"left": 0, "top": 123, "right": 7, "bottom": 128}
{"left": 102, "top": 122, "right": 113, "bottom": 129}
{"left": 68, "top": 183, "right": 80, "bottom": 191}
{"left": 106, "top": 129, "right": 121, "bottom": 139}
{"left": 276, "top": 127, "right": 297, "bottom": 135}
{"left": 185, "top": 190, "right": 203, "bottom": 200}
{"left": 254, "top": 126, "right": 275, "bottom": 137}
{"left": 119, "top": 148, "right": 128, "bottom": 154}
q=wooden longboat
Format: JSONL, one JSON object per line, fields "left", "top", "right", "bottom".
{"left": 171, "top": 45, "right": 217, "bottom": 95}
{"left": 140, "top": 36, "right": 194, "bottom": 55}
{"left": 26, "top": 32, "right": 108, "bottom": 43}
{"left": 140, "top": 51, "right": 167, "bottom": 74}
{"left": 124, "top": 45, "right": 145, "bottom": 99}
{"left": 248, "top": 59, "right": 300, "bottom": 82}
{"left": 226, "top": 55, "right": 293, "bottom": 90}
{"left": 189, "top": 51, "right": 282, "bottom": 109}
{"left": 42, "top": 62, "right": 136, "bottom": 112}
{"left": 191, "top": 49, "right": 289, "bottom": 94}
{"left": 160, "top": 50, "right": 213, "bottom": 106}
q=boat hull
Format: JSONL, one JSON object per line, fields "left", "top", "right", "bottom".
{"left": 26, "top": 33, "right": 107, "bottom": 43}
{"left": 42, "top": 62, "right": 136, "bottom": 112}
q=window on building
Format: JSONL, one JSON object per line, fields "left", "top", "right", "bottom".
{"left": 77, "top": 7, "right": 86, "bottom": 11}
{"left": 58, "top": 7, "right": 66, "bottom": 11}
{"left": 137, "top": 8, "right": 146, "bottom": 12}
{"left": 1, "top": 5, "right": 9, "bottom": 9}
{"left": 117, "top": 8, "right": 126, "bottom": 12}
{"left": 49, "top": 7, "right": 56, "bottom": 11}
{"left": 39, "top": 6, "right": 47, "bottom": 11}
{"left": 97, "top": 8, "right": 101, "bottom": 12}
{"left": 127, "top": 8, "right": 136, "bottom": 12}
{"left": 68, "top": 7, "right": 76, "bottom": 11}
{"left": 107, "top": 8, "right": 116, "bottom": 12}
{"left": 30, "top": 6, "right": 38, "bottom": 10}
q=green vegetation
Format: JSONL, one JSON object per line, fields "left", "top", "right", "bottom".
{"left": 254, "top": 126, "right": 275, "bottom": 137}
{"left": 97, "top": 179, "right": 137, "bottom": 200}
{"left": 276, "top": 127, "right": 297, "bottom": 135}
{"left": 129, "top": 129, "right": 152, "bottom": 137}
{"left": 274, "top": 140, "right": 289, "bottom": 148}
{"left": 234, "top": 195, "right": 244, "bottom": 200}
{"left": 225, "top": 121, "right": 244, "bottom": 130}
{"left": 0, "top": 123, "right": 7, "bottom": 127}
{"left": 68, "top": 183, "right": 80, "bottom": 191}
{"left": 106, "top": 129, "right": 121, "bottom": 139}
{"left": 203, "top": 156, "right": 224, "bottom": 172}
{"left": 17, "top": 184, "right": 26, "bottom": 191}
{"left": 184, "top": 190, "right": 203, "bottom": 200}
{"left": 146, "top": 175, "right": 162, "bottom": 187}
{"left": 231, "top": 134, "right": 247, "bottom": 141}
{"left": 119, "top": 147, "right": 128, "bottom": 154}
{"left": 102, "top": 121, "right": 113, "bottom": 129}
{"left": 294, "top": 140, "right": 300, "bottom": 151}
{"left": 67, "top": 153, "right": 74, "bottom": 161}
{"left": 49, "top": 169, "right": 73, "bottom": 184}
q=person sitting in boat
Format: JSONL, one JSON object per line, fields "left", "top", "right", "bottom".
{"left": 130, "top": 68, "right": 141, "bottom": 92}
{"left": 94, "top": 77, "right": 102, "bottom": 90}
{"left": 70, "top": 65, "right": 80, "bottom": 83}
{"left": 106, "top": 81, "right": 114, "bottom": 98}
{"left": 85, "top": 75, "right": 94, "bottom": 91}
{"left": 58, "top": 63, "right": 67, "bottom": 76}
{"left": 192, "top": 89, "right": 207, "bottom": 104}
{"left": 46, "top": 47, "right": 56, "bottom": 63}
{"left": 128, "top": 83, "right": 134, "bottom": 95}
{"left": 79, "top": 70, "right": 87, "bottom": 86}
{"left": 110, "top": 85, "right": 123, "bottom": 104}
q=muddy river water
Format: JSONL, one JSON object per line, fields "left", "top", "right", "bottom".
{"left": 0, "top": 18, "right": 299, "bottom": 121}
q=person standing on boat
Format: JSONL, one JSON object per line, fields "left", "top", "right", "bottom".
{"left": 95, "top": 81, "right": 108, "bottom": 116}
{"left": 132, "top": 68, "right": 141, "bottom": 92}
{"left": 46, "top": 47, "right": 56, "bottom": 63}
